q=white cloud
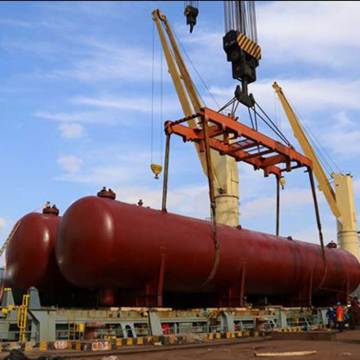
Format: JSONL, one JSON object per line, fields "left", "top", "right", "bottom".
{"left": 207, "top": 79, "right": 360, "bottom": 159}
{"left": 72, "top": 95, "right": 180, "bottom": 114}
{"left": 55, "top": 147, "right": 154, "bottom": 185}
{"left": 52, "top": 39, "right": 165, "bottom": 83}
{"left": 35, "top": 110, "right": 117, "bottom": 125}
{"left": 182, "top": 2, "right": 360, "bottom": 71}
{"left": 321, "top": 112, "right": 360, "bottom": 156}
{"left": 58, "top": 164, "right": 130, "bottom": 184}
{"left": 240, "top": 187, "right": 314, "bottom": 220}
{"left": 258, "top": 1, "right": 360, "bottom": 67}
{"left": 291, "top": 225, "right": 337, "bottom": 245}
{"left": 211, "top": 78, "right": 360, "bottom": 113}
{"left": 57, "top": 155, "right": 83, "bottom": 174}
{"left": 113, "top": 184, "right": 210, "bottom": 220}
{"left": 58, "top": 123, "right": 84, "bottom": 139}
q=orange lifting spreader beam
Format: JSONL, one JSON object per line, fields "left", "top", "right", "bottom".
{"left": 165, "top": 107, "right": 312, "bottom": 177}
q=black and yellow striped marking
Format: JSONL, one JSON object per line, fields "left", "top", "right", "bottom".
{"left": 237, "top": 33, "right": 261, "bottom": 60}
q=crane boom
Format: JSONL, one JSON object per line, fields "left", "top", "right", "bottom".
{"left": 273, "top": 81, "right": 359, "bottom": 261}
{"left": 272, "top": 82, "right": 341, "bottom": 220}
{"left": 153, "top": 9, "right": 240, "bottom": 226}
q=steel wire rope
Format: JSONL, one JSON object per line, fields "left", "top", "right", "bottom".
{"left": 172, "top": 28, "right": 220, "bottom": 109}
{"left": 159, "top": 44, "right": 164, "bottom": 165}
{"left": 252, "top": 103, "right": 292, "bottom": 146}
{"left": 272, "top": 94, "right": 336, "bottom": 178}
{"left": 248, "top": 107, "right": 255, "bottom": 129}
{"left": 291, "top": 103, "right": 342, "bottom": 176}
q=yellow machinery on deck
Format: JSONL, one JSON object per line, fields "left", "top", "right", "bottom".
{"left": 152, "top": 9, "right": 240, "bottom": 227}
{"left": 273, "top": 82, "right": 359, "bottom": 260}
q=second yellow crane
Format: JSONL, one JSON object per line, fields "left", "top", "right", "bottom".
{"left": 273, "top": 82, "right": 359, "bottom": 261}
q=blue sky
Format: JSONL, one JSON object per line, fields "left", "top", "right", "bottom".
{"left": 1, "top": 1, "right": 360, "bottom": 248}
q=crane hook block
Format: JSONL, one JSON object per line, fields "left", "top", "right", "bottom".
{"left": 150, "top": 163, "right": 163, "bottom": 179}
{"left": 184, "top": 5, "right": 199, "bottom": 33}
{"left": 223, "top": 30, "right": 260, "bottom": 84}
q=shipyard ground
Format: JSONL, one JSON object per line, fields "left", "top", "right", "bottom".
{"left": 74, "top": 330, "right": 360, "bottom": 360}
{"left": 1, "top": 330, "right": 358, "bottom": 359}
{"left": 77, "top": 330, "right": 360, "bottom": 360}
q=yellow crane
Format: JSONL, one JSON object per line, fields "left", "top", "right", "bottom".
{"left": 273, "top": 82, "right": 359, "bottom": 261}
{"left": 152, "top": 9, "right": 240, "bottom": 226}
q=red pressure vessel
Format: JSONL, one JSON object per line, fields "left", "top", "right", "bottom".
{"left": 3, "top": 205, "right": 104, "bottom": 307}
{"left": 5, "top": 206, "right": 62, "bottom": 292}
{"left": 56, "top": 190, "right": 360, "bottom": 307}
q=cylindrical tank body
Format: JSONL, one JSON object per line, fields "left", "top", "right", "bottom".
{"left": 5, "top": 207, "right": 62, "bottom": 292}
{"left": 56, "top": 194, "right": 360, "bottom": 307}
{"left": 3, "top": 206, "right": 103, "bottom": 307}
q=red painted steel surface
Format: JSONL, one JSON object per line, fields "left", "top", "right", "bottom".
{"left": 5, "top": 210, "right": 62, "bottom": 291}
{"left": 57, "top": 195, "right": 360, "bottom": 307}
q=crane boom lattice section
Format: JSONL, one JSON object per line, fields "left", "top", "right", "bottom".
{"left": 165, "top": 107, "right": 312, "bottom": 177}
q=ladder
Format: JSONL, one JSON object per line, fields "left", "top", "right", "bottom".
{"left": 0, "top": 220, "right": 21, "bottom": 258}
{"left": 17, "top": 294, "right": 29, "bottom": 342}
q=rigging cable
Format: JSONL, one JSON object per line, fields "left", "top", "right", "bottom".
{"left": 291, "top": 103, "right": 342, "bottom": 176}
{"left": 150, "top": 22, "right": 155, "bottom": 165}
{"left": 248, "top": 107, "right": 255, "bottom": 129}
{"left": 254, "top": 101, "right": 292, "bottom": 146}
{"left": 172, "top": 28, "right": 220, "bottom": 109}
{"left": 159, "top": 42, "right": 164, "bottom": 165}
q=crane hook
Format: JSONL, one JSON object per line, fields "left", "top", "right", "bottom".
{"left": 184, "top": 5, "right": 199, "bottom": 33}
{"left": 150, "top": 163, "right": 163, "bottom": 179}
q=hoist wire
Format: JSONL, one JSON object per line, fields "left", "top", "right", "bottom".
{"left": 223, "top": 2, "right": 228, "bottom": 32}
{"left": 242, "top": 1, "right": 248, "bottom": 37}
{"left": 184, "top": 0, "right": 199, "bottom": 8}
{"left": 150, "top": 22, "right": 155, "bottom": 164}
{"left": 251, "top": 1, "right": 258, "bottom": 42}
{"left": 172, "top": 28, "right": 220, "bottom": 109}
{"left": 224, "top": 1, "right": 257, "bottom": 42}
